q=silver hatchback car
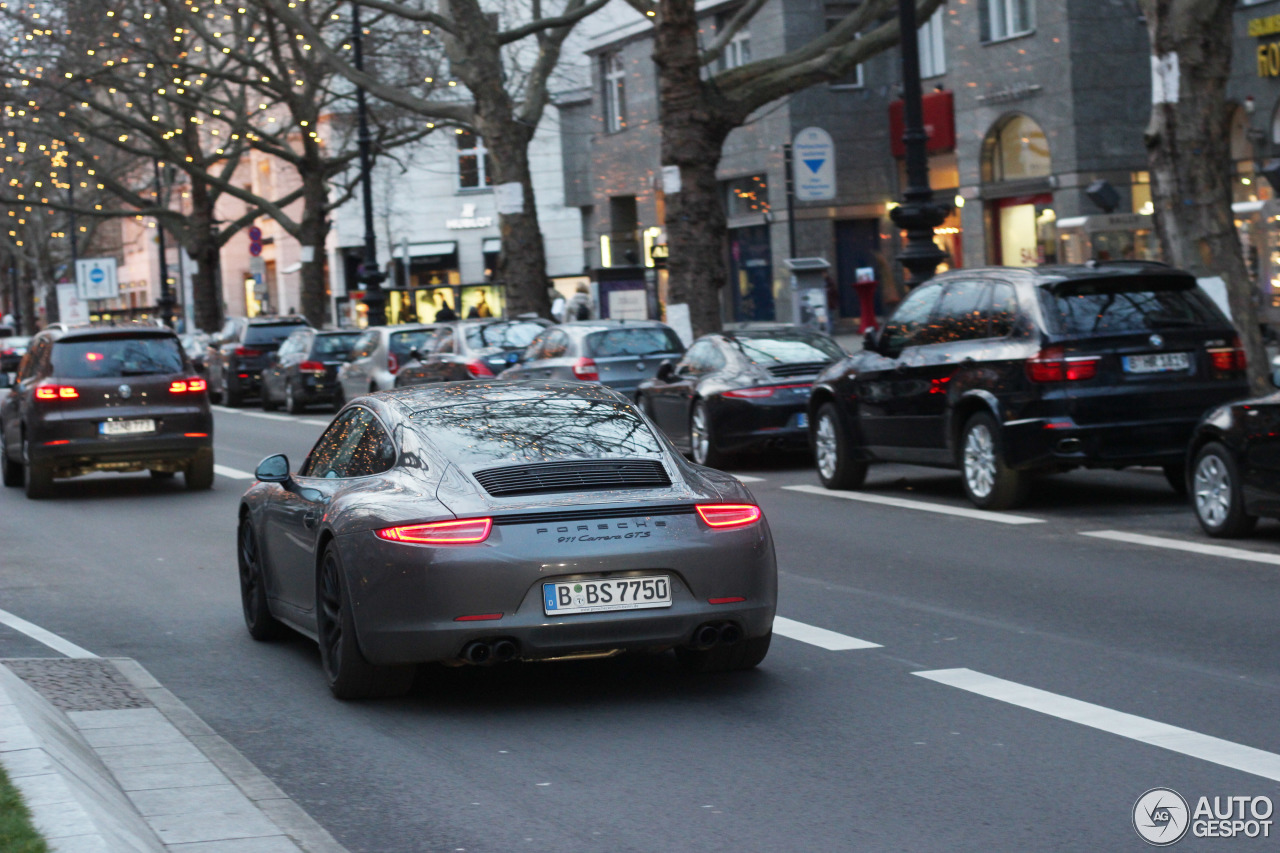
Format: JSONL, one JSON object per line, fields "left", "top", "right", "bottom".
{"left": 335, "top": 324, "right": 440, "bottom": 404}
{"left": 502, "top": 320, "right": 685, "bottom": 401}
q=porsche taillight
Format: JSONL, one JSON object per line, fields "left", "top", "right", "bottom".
{"left": 376, "top": 517, "right": 493, "bottom": 544}
{"left": 695, "top": 504, "right": 762, "bottom": 529}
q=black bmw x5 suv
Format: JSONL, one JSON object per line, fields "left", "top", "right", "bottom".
{"left": 808, "top": 262, "right": 1249, "bottom": 509}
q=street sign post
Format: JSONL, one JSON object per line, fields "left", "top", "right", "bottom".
{"left": 792, "top": 127, "right": 836, "bottom": 202}
{"left": 75, "top": 258, "right": 120, "bottom": 301}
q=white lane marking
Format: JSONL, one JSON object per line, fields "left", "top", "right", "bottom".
{"left": 773, "top": 616, "right": 882, "bottom": 651}
{"left": 0, "top": 608, "right": 97, "bottom": 659}
{"left": 212, "top": 405, "right": 329, "bottom": 426}
{"left": 915, "top": 668, "right": 1280, "bottom": 782}
{"left": 213, "top": 464, "right": 255, "bottom": 480}
{"left": 734, "top": 475, "right": 766, "bottom": 483}
{"left": 1081, "top": 530, "right": 1280, "bottom": 567}
{"left": 783, "top": 484, "right": 1044, "bottom": 525}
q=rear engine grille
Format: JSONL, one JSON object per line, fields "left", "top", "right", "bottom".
{"left": 767, "top": 361, "right": 829, "bottom": 378}
{"left": 496, "top": 504, "right": 696, "bottom": 526}
{"left": 473, "top": 460, "right": 672, "bottom": 497}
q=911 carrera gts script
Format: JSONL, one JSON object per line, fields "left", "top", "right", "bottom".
{"left": 558, "top": 531, "right": 651, "bottom": 543}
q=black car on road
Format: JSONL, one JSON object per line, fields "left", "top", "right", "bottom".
{"left": 0, "top": 325, "right": 213, "bottom": 498}
{"left": 1186, "top": 393, "right": 1280, "bottom": 537}
{"left": 261, "top": 328, "right": 361, "bottom": 414}
{"left": 237, "top": 381, "right": 776, "bottom": 699}
{"left": 395, "top": 318, "right": 549, "bottom": 387}
{"left": 637, "top": 326, "right": 844, "bottom": 467}
{"left": 206, "top": 316, "right": 311, "bottom": 407}
{"left": 808, "top": 262, "right": 1249, "bottom": 509}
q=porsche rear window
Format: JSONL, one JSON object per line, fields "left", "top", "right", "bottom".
{"left": 413, "top": 396, "right": 662, "bottom": 465}
{"left": 732, "top": 333, "right": 843, "bottom": 364}
{"left": 52, "top": 337, "right": 184, "bottom": 378}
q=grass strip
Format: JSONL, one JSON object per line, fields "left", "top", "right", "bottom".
{"left": 0, "top": 760, "right": 48, "bottom": 853}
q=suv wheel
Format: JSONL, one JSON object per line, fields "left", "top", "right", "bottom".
{"left": 1192, "top": 442, "right": 1257, "bottom": 537}
{"left": 959, "top": 412, "right": 1028, "bottom": 510}
{"left": 1, "top": 428, "right": 21, "bottom": 487}
{"left": 285, "top": 381, "right": 305, "bottom": 415}
{"left": 22, "top": 438, "right": 53, "bottom": 500}
{"left": 185, "top": 449, "right": 215, "bottom": 491}
{"left": 814, "top": 403, "right": 867, "bottom": 490}
{"left": 224, "top": 378, "right": 244, "bottom": 408}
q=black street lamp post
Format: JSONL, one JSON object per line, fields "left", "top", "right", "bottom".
{"left": 351, "top": 2, "right": 386, "bottom": 327}
{"left": 889, "top": 0, "right": 949, "bottom": 288}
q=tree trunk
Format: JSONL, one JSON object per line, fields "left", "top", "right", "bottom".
{"left": 655, "top": 0, "right": 733, "bottom": 336}
{"left": 482, "top": 117, "right": 551, "bottom": 318}
{"left": 298, "top": 172, "right": 331, "bottom": 327}
{"left": 17, "top": 254, "right": 35, "bottom": 335}
{"left": 185, "top": 181, "right": 223, "bottom": 333}
{"left": 1142, "top": 0, "right": 1268, "bottom": 394}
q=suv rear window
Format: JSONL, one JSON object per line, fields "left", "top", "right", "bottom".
{"left": 52, "top": 336, "right": 184, "bottom": 378}
{"left": 464, "top": 322, "right": 545, "bottom": 350}
{"left": 585, "top": 327, "right": 684, "bottom": 358}
{"left": 312, "top": 333, "right": 360, "bottom": 359}
{"left": 244, "top": 323, "right": 310, "bottom": 345}
{"left": 1040, "top": 277, "right": 1223, "bottom": 336}
{"left": 390, "top": 329, "right": 436, "bottom": 357}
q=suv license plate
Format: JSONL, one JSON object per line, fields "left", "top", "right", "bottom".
{"left": 543, "top": 576, "right": 672, "bottom": 616}
{"left": 1123, "top": 352, "right": 1190, "bottom": 373}
{"left": 100, "top": 419, "right": 156, "bottom": 436}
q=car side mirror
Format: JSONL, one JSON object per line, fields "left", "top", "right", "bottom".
{"left": 656, "top": 360, "right": 675, "bottom": 382}
{"left": 255, "top": 454, "right": 290, "bottom": 483}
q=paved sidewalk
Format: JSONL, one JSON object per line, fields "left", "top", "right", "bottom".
{"left": 0, "top": 657, "right": 345, "bottom": 853}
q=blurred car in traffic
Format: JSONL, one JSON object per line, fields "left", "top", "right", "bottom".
{"left": 336, "top": 324, "right": 440, "bottom": 403}
{"left": 206, "top": 316, "right": 311, "bottom": 407}
{"left": 1186, "top": 392, "right": 1280, "bottom": 538}
{"left": 178, "top": 332, "right": 210, "bottom": 374}
{"left": 501, "top": 320, "right": 685, "bottom": 400}
{"left": 637, "top": 326, "right": 843, "bottom": 467}
{"left": 236, "top": 380, "right": 776, "bottom": 698}
{"left": 1, "top": 336, "right": 31, "bottom": 373}
{"left": 0, "top": 324, "right": 213, "bottom": 498}
{"left": 394, "top": 318, "right": 549, "bottom": 387}
{"left": 261, "top": 328, "right": 362, "bottom": 414}
{"left": 808, "top": 262, "right": 1249, "bottom": 509}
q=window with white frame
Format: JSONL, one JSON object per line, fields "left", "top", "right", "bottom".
{"left": 825, "top": 6, "right": 863, "bottom": 89}
{"left": 716, "top": 13, "right": 752, "bottom": 71}
{"left": 456, "top": 131, "right": 492, "bottom": 190}
{"left": 603, "top": 53, "right": 627, "bottom": 133}
{"left": 918, "top": 8, "right": 945, "bottom": 78}
{"left": 982, "top": 0, "right": 1034, "bottom": 42}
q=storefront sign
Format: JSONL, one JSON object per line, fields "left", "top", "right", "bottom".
{"left": 888, "top": 90, "right": 956, "bottom": 158}
{"left": 1249, "top": 14, "right": 1280, "bottom": 38}
{"left": 1260, "top": 42, "right": 1280, "bottom": 77}
{"left": 446, "top": 203, "right": 494, "bottom": 230}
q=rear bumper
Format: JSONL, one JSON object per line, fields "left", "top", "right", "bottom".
{"left": 29, "top": 434, "right": 212, "bottom": 476}
{"left": 1002, "top": 415, "right": 1197, "bottom": 469}
{"left": 712, "top": 397, "right": 810, "bottom": 454}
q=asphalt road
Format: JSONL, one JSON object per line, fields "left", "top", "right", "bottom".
{"left": 2, "top": 403, "right": 1280, "bottom": 851}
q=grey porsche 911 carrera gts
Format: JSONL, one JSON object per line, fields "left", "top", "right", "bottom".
{"left": 237, "top": 380, "right": 777, "bottom": 698}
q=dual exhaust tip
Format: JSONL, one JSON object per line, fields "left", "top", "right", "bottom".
{"left": 461, "top": 638, "right": 519, "bottom": 666}
{"left": 689, "top": 621, "right": 743, "bottom": 651}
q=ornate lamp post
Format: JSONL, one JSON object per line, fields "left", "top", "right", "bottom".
{"left": 352, "top": 1, "right": 387, "bottom": 326}
{"left": 889, "top": 0, "right": 949, "bottom": 287}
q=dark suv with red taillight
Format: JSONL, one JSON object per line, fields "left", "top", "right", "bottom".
{"left": 206, "top": 316, "right": 311, "bottom": 407}
{"left": 0, "top": 325, "right": 214, "bottom": 499}
{"left": 807, "top": 262, "right": 1249, "bottom": 509}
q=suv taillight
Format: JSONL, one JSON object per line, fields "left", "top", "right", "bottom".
{"left": 234, "top": 346, "right": 262, "bottom": 358}
{"left": 169, "top": 378, "right": 208, "bottom": 394}
{"left": 299, "top": 360, "right": 326, "bottom": 374}
{"left": 1026, "top": 347, "right": 1100, "bottom": 382}
{"left": 1207, "top": 336, "right": 1247, "bottom": 373}
{"left": 572, "top": 357, "right": 599, "bottom": 381}
{"left": 35, "top": 384, "right": 79, "bottom": 400}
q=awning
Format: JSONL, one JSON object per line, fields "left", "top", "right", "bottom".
{"left": 394, "top": 241, "right": 457, "bottom": 260}
{"left": 482, "top": 238, "right": 502, "bottom": 254}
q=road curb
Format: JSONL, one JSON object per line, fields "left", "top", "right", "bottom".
{"left": 0, "top": 658, "right": 347, "bottom": 853}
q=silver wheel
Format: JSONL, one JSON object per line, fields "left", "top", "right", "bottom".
{"left": 285, "top": 383, "right": 296, "bottom": 412}
{"left": 691, "top": 405, "right": 710, "bottom": 465}
{"left": 963, "top": 423, "right": 996, "bottom": 499}
{"left": 816, "top": 413, "right": 839, "bottom": 481}
{"left": 1193, "top": 453, "right": 1231, "bottom": 527}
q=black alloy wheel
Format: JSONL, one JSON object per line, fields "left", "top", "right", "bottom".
{"left": 958, "top": 412, "right": 1028, "bottom": 510}
{"left": 1, "top": 427, "right": 21, "bottom": 487}
{"left": 1191, "top": 442, "right": 1257, "bottom": 538}
{"left": 316, "top": 544, "right": 414, "bottom": 700}
{"left": 676, "top": 631, "right": 771, "bottom": 673}
{"left": 813, "top": 402, "right": 868, "bottom": 490}
{"left": 185, "top": 449, "right": 215, "bottom": 491}
{"left": 690, "top": 401, "right": 727, "bottom": 468}
{"left": 22, "top": 437, "right": 53, "bottom": 500}
{"left": 238, "top": 517, "right": 282, "bottom": 641}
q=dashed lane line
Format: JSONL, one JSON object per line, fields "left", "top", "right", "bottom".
{"left": 783, "top": 484, "right": 1045, "bottom": 525}
{"left": 1081, "top": 530, "right": 1280, "bottom": 567}
{"left": 0, "top": 608, "right": 97, "bottom": 658}
{"left": 213, "top": 464, "right": 255, "bottom": 480}
{"left": 211, "top": 405, "right": 329, "bottom": 426}
{"left": 773, "top": 616, "right": 882, "bottom": 651}
{"left": 915, "top": 668, "right": 1280, "bottom": 783}
{"left": 734, "top": 475, "right": 766, "bottom": 483}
